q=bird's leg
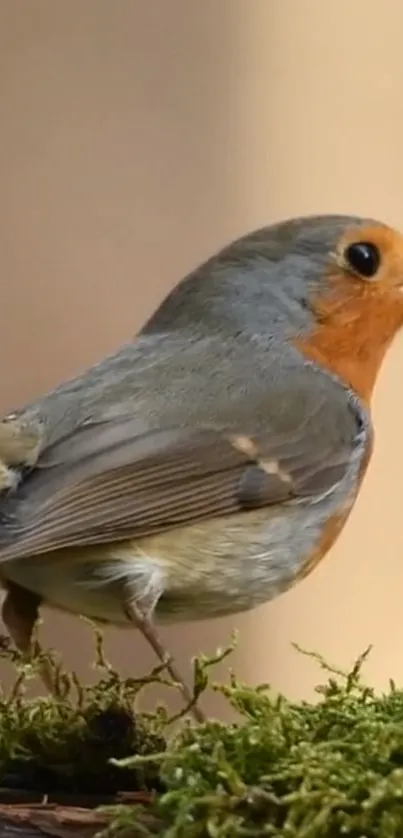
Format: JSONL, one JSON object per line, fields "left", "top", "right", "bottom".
{"left": 123, "top": 593, "right": 205, "bottom": 724}
{"left": 1, "top": 582, "right": 56, "bottom": 694}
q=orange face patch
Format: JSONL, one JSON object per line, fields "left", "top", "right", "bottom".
{"left": 295, "top": 224, "right": 403, "bottom": 404}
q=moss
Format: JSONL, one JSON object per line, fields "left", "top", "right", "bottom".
{"left": 106, "top": 644, "right": 403, "bottom": 837}
{"left": 2, "top": 632, "right": 403, "bottom": 836}
{"left": 0, "top": 629, "right": 167, "bottom": 797}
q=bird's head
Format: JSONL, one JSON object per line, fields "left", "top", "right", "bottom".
{"left": 144, "top": 214, "right": 403, "bottom": 403}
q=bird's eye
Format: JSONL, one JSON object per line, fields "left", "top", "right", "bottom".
{"left": 344, "top": 241, "right": 381, "bottom": 279}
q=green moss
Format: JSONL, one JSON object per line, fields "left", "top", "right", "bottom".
{"left": 0, "top": 628, "right": 168, "bottom": 796}
{"left": 2, "top": 631, "right": 403, "bottom": 836}
{"left": 106, "top": 645, "right": 403, "bottom": 837}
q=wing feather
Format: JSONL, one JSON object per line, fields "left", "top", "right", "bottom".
{"left": 0, "top": 411, "right": 355, "bottom": 561}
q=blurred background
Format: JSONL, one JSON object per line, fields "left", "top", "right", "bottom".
{"left": 0, "top": 0, "right": 403, "bottom": 718}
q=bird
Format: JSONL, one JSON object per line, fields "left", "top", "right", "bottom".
{"left": 0, "top": 212, "right": 402, "bottom": 721}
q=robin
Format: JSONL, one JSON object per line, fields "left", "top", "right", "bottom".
{"left": 0, "top": 213, "right": 401, "bottom": 721}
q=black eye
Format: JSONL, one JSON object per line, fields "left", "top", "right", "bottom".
{"left": 344, "top": 241, "right": 381, "bottom": 278}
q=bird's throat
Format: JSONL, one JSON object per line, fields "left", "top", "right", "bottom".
{"left": 294, "top": 285, "right": 403, "bottom": 405}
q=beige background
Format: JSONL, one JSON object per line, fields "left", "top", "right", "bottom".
{"left": 0, "top": 0, "right": 403, "bottom": 716}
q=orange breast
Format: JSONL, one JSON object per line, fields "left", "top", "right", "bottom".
{"left": 295, "top": 271, "right": 403, "bottom": 405}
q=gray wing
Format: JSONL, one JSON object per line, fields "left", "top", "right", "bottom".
{"left": 0, "top": 407, "right": 360, "bottom": 562}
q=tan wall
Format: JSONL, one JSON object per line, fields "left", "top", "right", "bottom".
{"left": 1, "top": 0, "right": 403, "bottom": 716}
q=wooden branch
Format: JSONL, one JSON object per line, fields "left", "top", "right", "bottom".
{"left": 0, "top": 803, "right": 109, "bottom": 838}
{"left": 0, "top": 795, "right": 159, "bottom": 838}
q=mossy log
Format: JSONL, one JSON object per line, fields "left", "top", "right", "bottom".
{"left": 1, "top": 634, "right": 403, "bottom": 836}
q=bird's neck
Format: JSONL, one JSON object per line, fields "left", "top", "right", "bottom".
{"left": 295, "top": 287, "right": 403, "bottom": 405}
